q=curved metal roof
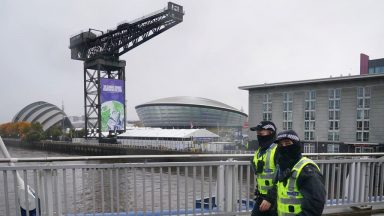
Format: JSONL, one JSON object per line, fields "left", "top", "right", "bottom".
{"left": 13, "top": 101, "right": 72, "bottom": 131}
{"left": 136, "top": 96, "right": 247, "bottom": 116}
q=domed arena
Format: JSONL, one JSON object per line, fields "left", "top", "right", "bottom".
{"left": 12, "top": 101, "right": 72, "bottom": 131}
{"left": 135, "top": 96, "right": 247, "bottom": 129}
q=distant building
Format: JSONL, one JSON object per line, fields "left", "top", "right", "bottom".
{"left": 239, "top": 73, "right": 384, "bottom": 153}
{"left": 13, "top": 101, "right": 72, "bottom": 131}
{"left": 116, "top": 128, "right": 241, "bottom": 152}
{"left": 135, "top": 96, "right": 248, "bottom": 142}
{"left": 360, "top": 53, "right": 384, "bottom": 75}
{"left": 68, "top": 115, "right": 85, "bottom": 128}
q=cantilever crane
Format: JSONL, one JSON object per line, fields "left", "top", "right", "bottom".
{"left": 69, "top": 2, "right": 184, "bottom": 139}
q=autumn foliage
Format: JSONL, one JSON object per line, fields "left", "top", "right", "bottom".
{"left": 0, "top": 122, "right": 83, "bottom": 142}
{"left": 0, "top": 121, "right": 31, "bottom": 139}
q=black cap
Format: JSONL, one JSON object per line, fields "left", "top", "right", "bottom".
{"left": 250, "top": 121, "right": 276, "bottom": 132}
{"left": 275, "top": 130, "right": 300, "bottom": 143}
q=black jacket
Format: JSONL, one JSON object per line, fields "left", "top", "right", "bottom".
{"left": 267, "top": 163, "right": 326, "bottom": 216}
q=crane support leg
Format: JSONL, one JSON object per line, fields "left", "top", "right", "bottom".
{"left": 83, "top": 58, "right": 126, "bottom": 140}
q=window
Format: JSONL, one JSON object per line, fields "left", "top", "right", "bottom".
{"left": 282, "top": 92, "right": 293, "bottom": 130}
{"left": 262, "top": 94, "right": 272, "bottom": 121}
{"left": 328, "top": 89, "right": 341, "bottom": 141}
{"left": 328, "top": 132, "right": 339, "bottom": 141}
{"left": 356, "top": 87, "right": 370, "bottom": 142}
{"left": 327, "top": 144, "right": 340, "bottom": 153}
{"left": 304, "top": 90, "right": 316, "bottom": 141}
{"left": 304, "top": 143, "right": 315, "bottom": 153}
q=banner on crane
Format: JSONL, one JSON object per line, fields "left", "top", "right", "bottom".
{"left": 100, "top": 78, "right": 125, "bottom": 132}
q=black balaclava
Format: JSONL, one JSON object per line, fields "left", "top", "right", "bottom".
{"left": 250, "top": 121, "right": 276, "bottom": 150}
{"left": 275, "top": 130, "right": 302, "bottom": 171}
{"left": 257, "top": 133, "right": 275, "bottom": 149}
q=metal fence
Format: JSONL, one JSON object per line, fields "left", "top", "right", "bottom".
{"left": 0, "top": 154, "right": 383, "bottom": 216}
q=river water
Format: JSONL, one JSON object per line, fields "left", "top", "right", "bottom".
{"left": 0, "top": 146, "right": 253, "bottom": 216}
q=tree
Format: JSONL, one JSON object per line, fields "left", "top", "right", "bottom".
{"left": 0, "top": 122, "right": 31, "bottom": 138}
{"left": 24, "top": 122, "right": 44, "bottom": 142}
{"left": 15, "top": 122, "right": 31, "bottom": 139}
{"left": 70, "top": 128, "right": 85, "bottom": 138}
{"left": 44, "top": 126, "right": 62, "bottom": 141}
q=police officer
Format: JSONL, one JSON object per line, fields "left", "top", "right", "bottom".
{"left": 250, "top": 121, "right": 278, "bottom": 216}
{"left": 273, "top": 130, "right": 326, "bottom": 216}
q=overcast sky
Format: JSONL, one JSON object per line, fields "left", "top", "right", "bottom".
{"left": 1, "top": 0, "right": 384, "bottom": 124}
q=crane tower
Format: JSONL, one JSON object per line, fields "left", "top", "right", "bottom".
{"left": 69, "top": 2, "right": 184, "bottom": 139}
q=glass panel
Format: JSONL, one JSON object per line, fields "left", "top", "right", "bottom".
{"left": 355, "top": 147, "right": 361, "bottom": 153}
{"left": 263, "top": 113, "right": 268, "bottom": 121}
{"left": 364, "top": 110, "right": 369, "bottom": 119}
{"left": 310, "top": 111, "right": 315, "bottom": 120}
{"left": 357, "top": 110, "right": 363, "bottom": 120}
{"left": 334, "top": 121, "right": 339, "bottom": 130}
{"left": 309, "top": 132, "right": 314, "bottom": 140}
{"left": 263, "top": 104, "right": 267, "bottom": 112}
{"left": 288, "top": 93, "right": 292, "bottom": 101}
{"left": 357, "top": 87, "right": 364, "bottom": 97}
{"left": 357, "top": 99, "right": 364, "bottom": 108}
{"left": 287, "top": 112, "right": 292, "bottom": 121}
{"left": 335, "top": 110, "right": 340, "bottom": 120}
{"left": 365, "top": 87, "right": 371, "bottom": 97}
{"left": 327, "top": 144, "right": 334, "bottom": 152}
{"left": 335, "top": 144, "right": 340, "bottom": 152}
{"left": 329, "top": 121, "right": 334, "bottom": 130}
{"left": 356, "top": 121, "right": 363, "bottom": 130}
{"left": 335, "top": 133, "right": 339, "bottom": 141}
{"left": 335, "top": 100, "right": 340, "bottom": 109}
{"left": 328, "top": 132, "right": 333, "bottom": 141}
{"left": 310, "top": 121, "right": 315, "bottom": 130}
{"left": 310, "top": 101, "right": 316, "bottom": 110}
{"left": 329, "top": 100, "right": 334, "bottom": 109}
{"left": 335, "top": 89, "right": 341, "bottom": 98}
{"left": 305, "top": 121, "right": 309, "bottom": 130}
{"left": 329, "top": 89, "right": 334, "bottom": 99}
{"left": 311, "top": 91, "right": 316, "bottom": 99}
{"left": 356, "top": 132, "right": 362, "bottom": 141}
{"left": 329, "top": 111, "right": 334, "bottom": 120}
{"left": 305, "top": 101, "right": 310, "bottom": 110}
{"left": 364, "top": 99, "right": 370, "bottom": 108}
{"left": 283, "top": 103, "right": 288, "bottom": 111}
{"left": 363, "top": 121, "right": 369, "bottom": 130}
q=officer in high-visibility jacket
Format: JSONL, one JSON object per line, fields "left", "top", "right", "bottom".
{"left": 250, "top": 121, "right": 278, "bottom": 216}
{"left": 272, "top": 130, "right": 326, "bottom": 216}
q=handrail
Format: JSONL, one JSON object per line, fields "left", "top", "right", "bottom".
{"left": 0, "top": 154, "right": 383, "bottom": 215}
{"left": 0, "top": 152, "right": 383, "bottom": 163}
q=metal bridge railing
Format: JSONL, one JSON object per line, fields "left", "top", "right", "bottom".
{"left": 0, "top": 154, "right": 383, "bottom": 216}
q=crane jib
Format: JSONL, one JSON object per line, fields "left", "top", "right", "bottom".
{"left": 69, "top": 2, "right": 184, "bottom": 61}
